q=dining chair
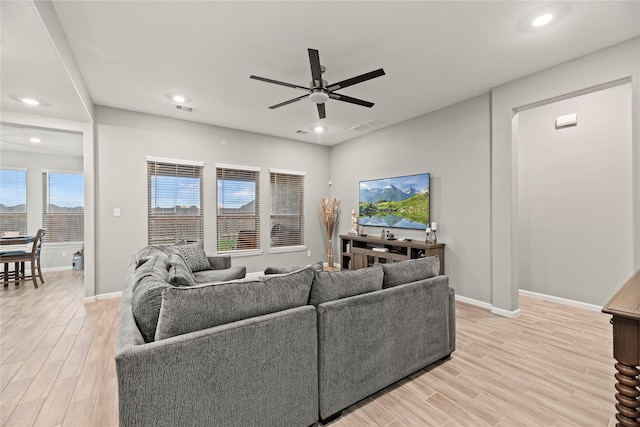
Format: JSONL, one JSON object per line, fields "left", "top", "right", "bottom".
{"left": 1, "top": 229, "right": 46, "bottom": 288}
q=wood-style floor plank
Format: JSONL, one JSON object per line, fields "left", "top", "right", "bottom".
{"left": 0, "top": 270, "right": 618, "bottom": 426}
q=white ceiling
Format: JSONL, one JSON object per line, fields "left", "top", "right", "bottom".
{"left": 0, "top": 124, "right": 83, "bottom": 157}
{"left": 2, "top": 1, "right": 639, "bottom": 148}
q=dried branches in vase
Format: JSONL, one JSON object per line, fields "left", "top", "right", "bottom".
{"left": 320, "top": 197, "right": 340, "bottom": 268}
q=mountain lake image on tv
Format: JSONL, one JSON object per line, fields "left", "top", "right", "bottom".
{"left": 359, "top": 173, "right": 430, "bottom": 230}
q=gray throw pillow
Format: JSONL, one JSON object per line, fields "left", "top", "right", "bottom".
{"left": 154, "top": 266, "right": 315, "bottom": 340}
{"left": 380, "top": 256, "right": 440, "bottom": 288}
{"left": 135, "top": 245, "right": 169, "bottom": 265}
{"left": 132, "top": 255, "right": 169, "bottom": 289}
{"left": 173, "top": 241, "right": 211, "bottom": 272}
{"left": 309, "top": 265, "right": 383, "bottom": 306}
{"left": 264, "top": 261, "right": 324, "bottom": 275}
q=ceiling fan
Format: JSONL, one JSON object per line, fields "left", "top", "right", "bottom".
{"left": 250, "top": 48, "right": 385, "bottom": 120}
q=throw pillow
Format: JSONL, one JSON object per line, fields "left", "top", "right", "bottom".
{"left": 174, "top": 241, "right": 211, "bottom": 272}
{"left": 264, "top": 260, "right": 324, "bottom": 275}
{"left": 154, "top": 266, "right": 315, "bottom": 340}
{"left": 380, "top": 256, "right": 440, "bottom": 289}
{"left": 308, "top": 265, "right": 383, "bottom": 306}
{"left": 132, "top": 255, "right": 169, "bottom": 289}
{"left": 166, "top": 253, "right": 197, "bottom": 286}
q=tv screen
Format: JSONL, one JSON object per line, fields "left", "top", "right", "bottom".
{"left": 359, "top": 173, "right": 430, "bottom": 230}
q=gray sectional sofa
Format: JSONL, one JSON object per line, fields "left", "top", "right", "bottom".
{"left": 115, "top": 244, "right": 455, "bottom": 427}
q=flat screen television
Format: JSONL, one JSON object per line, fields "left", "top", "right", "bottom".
{"left": 359, "top": 172, "right": 430, "bottom": 230}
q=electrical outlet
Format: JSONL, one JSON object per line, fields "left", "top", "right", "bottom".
{"left": 307, "top": 250, "right": 311, "bottom": 257}
{"left": 62, "top": 251, "right": 68, "bottom": 257}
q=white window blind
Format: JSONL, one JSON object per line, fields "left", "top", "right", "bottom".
{"left": 147, "top": 160, "right": 203, "bottom": 245}
{"left": 42, "top": 171, "right": 84, "bottom": 243}
{"left": 270, "top": 171, "right": 304, "bottom": 248}
{"left": 216, "top": 166, "right": 260, "bottom": 252}
{"left": 0, "top": 169, "right": 27, "bottom": 235}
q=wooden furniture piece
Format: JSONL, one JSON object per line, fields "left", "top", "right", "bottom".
{"left": 339, "top": 234, "right": 444, "bottom": 273}
{"left": 0, "top": 229, "right": 45, "bottom": 288}
{"left": 602, "top": 269, "right": 640, "bottom": 427}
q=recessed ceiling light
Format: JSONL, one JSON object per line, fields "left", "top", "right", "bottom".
{"left": 173, "top": 95, "right": 186, "bottom": 103}
{"left": 20, "top": 97, "right": 40, "bottom": 106}
{"left": 532, "top": 14, "right": 553, "bottom": 27}
{"left": 314, "top": 126, "right": 326, "bottom": 133}
{"left": 29, "top": 137, "right": 41, "bottom": 143}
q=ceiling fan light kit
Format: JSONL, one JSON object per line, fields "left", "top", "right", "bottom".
{"left": 250, "top": 48, "right": 385, "bottom": 120}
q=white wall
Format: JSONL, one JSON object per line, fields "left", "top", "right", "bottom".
{"left": 94, "top": 106, "right": 331, "bottom": 295}
{"left": 518, "top": 84, "right": 633, "bottom": 305}
{"left": 492, "top": 37, "right": 640, "bottom": 313}
{"left": 330, "top": 94, "right": 492, "bottom": 303}
{"left": 1, "top": 149, "right": 84, "bottom": 269}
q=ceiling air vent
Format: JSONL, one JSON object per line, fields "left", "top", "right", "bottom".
{"left": 350, "top": 124, "right": 371, "bottom": 132}
{"left": 175, "top": 104, "right": 195, "bottom": 112}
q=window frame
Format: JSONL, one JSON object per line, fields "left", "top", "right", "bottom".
{"left": 146, "top": 156, "right": 204, "bottom": 245}
{"left": 268, "top": 168, "right": 306, "bottom": 254}
{"left": 216, "top": 163, "right": 261, "bottom": 255}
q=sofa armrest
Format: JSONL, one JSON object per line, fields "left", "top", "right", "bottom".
{"left": 116, "top": 305, "right": 318, "bottom": 427}
{"left": 207, "top": 254, "right": 231, "bottom": 270}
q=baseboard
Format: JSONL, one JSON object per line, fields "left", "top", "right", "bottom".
{"left": 84, "top": 291, "right": 122, "bottom": 303}
{"left": 42, "top": 266, "right": 73, "bottom": 273}
{"left": 455, "top": 295, "right": 521, "bottom": 318}
{"left": 519, "top": 289, "right": 603, "bottom": 312}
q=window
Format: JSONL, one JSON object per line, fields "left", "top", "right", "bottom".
{"left": 270, "top": 169, "right": 305, "bottom": 250}
{"left": 0, "top": 168, "right": 27, "bottom": 235}
{"left": 147, "top": 158, "right": 204, "bottom": 245}
{"left": 42, "top": 171, "right": 84, "bottom": 243}
{"left": 216, "top": 164, "right": 260, "bottom": 252}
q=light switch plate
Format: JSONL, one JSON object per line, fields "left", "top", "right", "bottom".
{"left": 114, "top": 208, "right": 121, "bottom": 217}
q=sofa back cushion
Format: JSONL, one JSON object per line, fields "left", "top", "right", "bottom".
{"left": 166, "top": 253, "right": 197, "bottom": 287}
{"left": 309, "top": 265, "right": 383, "bottom": 306}
{"left": 380, "top": 256, "right": 440, "bottom": 289}
{"left": 264, "top": 261, "right": 323, "bottom": 275}
{"left": 154, "top": 266, "right": 316, "bottom": 340}
{"left": 131, "top": 256, "right": 171, "bottom": 342}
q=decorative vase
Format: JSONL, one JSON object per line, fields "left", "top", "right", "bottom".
{"left": 327, "top": 239, "right": 333, "bottom": 268}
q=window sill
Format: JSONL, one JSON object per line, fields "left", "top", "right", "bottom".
{"left": 217, "top": 249, "right": 263, "bottom": 258}
{"left": 268, "top": 245, "right": 307, "bottom": 255}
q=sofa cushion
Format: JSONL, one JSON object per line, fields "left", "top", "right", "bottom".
{"left": 193, "top": 266, "right": 247, "bottom": 283}
{"left": 154, "top": 266, "right": 315, "bottom": 340}
{"left": 309, "top": 265, "right": 383, "bottom": 307}
{"left": 132, "top": 254, "right": 169, "bottom": 287}
{"left": 264, "top": 261, "right": 324, "bottom": 275}
{"left": 174, "top": 241, "right": 211, "bottom": 272}
{"left": 166, "top": 253, "right": 197, "bottom": 286}
{"left": 380, "top": 256, "right": 440, "bottom": 289}
{"left": 135, "top": 245, "right": 169, "bottom": 265}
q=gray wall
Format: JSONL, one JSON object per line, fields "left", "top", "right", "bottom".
{"left": 94, "top": 106, "right": 331, "bottom": 295}
{"left": 330, "top": 94, "right": 492, "bottom": 303}
{"left": 492, "top": 37, "right": 640, "bottom": 313}
{"left": 517, "top": 83, "right": 633, "bottom": 305}
{"left": 1, "top": 149, "right": 84, "bottom": 269}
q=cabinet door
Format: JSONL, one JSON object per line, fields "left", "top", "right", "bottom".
{"left": 352, "top": 250, "right": 367, "bottom": 270}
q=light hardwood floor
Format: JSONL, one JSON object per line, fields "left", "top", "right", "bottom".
{"left": 1, "top": 270, "right": 617, "bottom": 426}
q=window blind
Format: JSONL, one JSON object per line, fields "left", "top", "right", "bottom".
{"left": 0, "top": 169, "right": 27, "bottom": 235}
{"left": 270, "top": 171, "right": 304, "bottom": 248}
{"left": 42, "top": 171, "right": 84, "bottom": 243}
{"left": 147, "top": 160, "right": 203, "bottom": 245}
{"left": 216, "top": 166, "right": 260, "bottom": 252}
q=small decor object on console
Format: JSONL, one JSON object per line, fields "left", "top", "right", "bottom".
{"left": 349, "top": 210, "right": 359, "bottom": 236}
{"left": 425, "top": 222, "right": 438, "bottom": 244}
{"left": 320, "top": 197, "right": 340, "bottom": 268}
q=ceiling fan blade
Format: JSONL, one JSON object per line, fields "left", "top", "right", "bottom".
{"left": 327, "top": 68, "right": 385, "bottom": 91}
{"left": 268, "top": 94, "right": 309, "bottom": 109}
{"left": 250, "top": 75, "right": 308, "bottom": 91}
{"left": 308, "top": 49, "right": 323, "bottom": 88}
{"left": 317, "top": 103, "right": 326, "bottom": 119}
{"left": 329, "top": 93, "right": 374, "bottom": 108}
